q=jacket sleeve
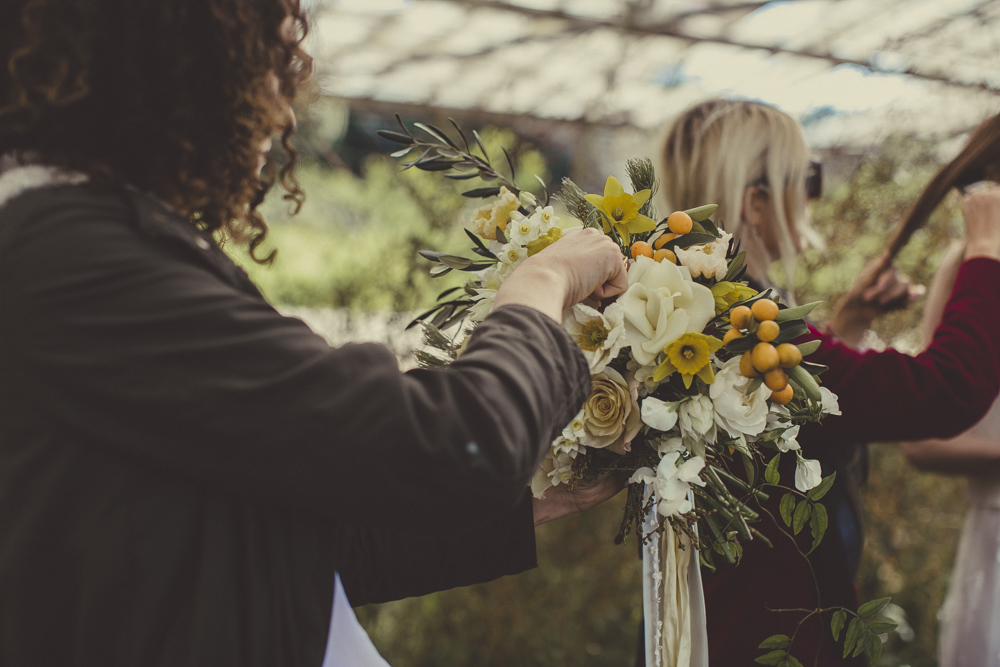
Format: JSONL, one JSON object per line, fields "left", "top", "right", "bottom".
{"left": 799, "top": 257, "right": 1000, "bottom": 449}
{"left": 1, "top": 190, "right": 591, "bottom": 528}
{"left": 336, "top": 495, "right": 538, "bottom": 606}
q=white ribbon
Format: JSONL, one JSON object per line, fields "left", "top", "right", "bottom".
{"left": 322, "top": 574, "right": 391, "bottom": 667}
{"left": 642, "top": 489, "right": 709, "bottom": 667}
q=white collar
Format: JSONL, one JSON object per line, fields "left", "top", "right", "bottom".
{"left": 0, "top": 154, "right": 88, "bottom": 212}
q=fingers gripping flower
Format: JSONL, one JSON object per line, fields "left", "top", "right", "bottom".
{"left": 563, "top": 303, "right": 627, "bottom": 374}
{"left": 581, "top": 367, "right": 642, "bottom": 454}
{"left": 618, "top": 256, "right": 716, "bottom": 367}
{"left": 653, "top": 332, "right": 723, "bottom": 388}
{"left": 584, "top": 176, "right": 656, "bottom": 242}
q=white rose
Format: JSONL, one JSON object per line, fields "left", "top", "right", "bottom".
{"left": 710, "top": 356, "right": 771, "bottom": 437}
{"left": 617, "top": 256, "right": 716, "bottom": 367}
{"left": 679, "top": 394, "right": 716, "bottom": 444}
{"left": 641, "top": 397, "right": 679, "bottom": 432}
{"left": 675, "top": 232, "right": 732, "bottom": 281}
{"left": 562, "top": 303, "right": 627, "bottom": 374}
{"left": 795, "top": 457, "right": 823, "bottom": 492}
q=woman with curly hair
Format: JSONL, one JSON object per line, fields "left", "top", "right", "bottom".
{"left": 0, "top": 1, "right": 626, "bottom": 665}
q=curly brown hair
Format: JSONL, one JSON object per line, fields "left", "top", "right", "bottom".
{"left": 0, "top": 0, "right": 313, "bottom": 261}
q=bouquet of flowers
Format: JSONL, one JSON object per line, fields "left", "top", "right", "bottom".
{"left": 379, "top": 117, "right": 894, "bottom": 667}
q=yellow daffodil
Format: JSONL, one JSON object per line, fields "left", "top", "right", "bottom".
{"left": 526, "top": 226, "right": 562, "bottom": 256}
{"left": 653, "top": 332, "right": 724, "bottom": 388}
{"left": 710, "top": 281, "right": 758, "bottom": 315}
{"left": 584, "top": 176, "right": 656, "bottom": 243}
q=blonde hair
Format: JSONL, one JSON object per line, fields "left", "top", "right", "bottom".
{"left": 657, "top": 99, "right": 812, "bottom": 293}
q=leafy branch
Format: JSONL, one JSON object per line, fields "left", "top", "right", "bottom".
{"left": 378, "top": 114, "right": 522, "bottom": 198}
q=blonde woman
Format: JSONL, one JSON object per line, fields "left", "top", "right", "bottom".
{"left": 648, "top": 100, "right": 1000, "bottom": 666}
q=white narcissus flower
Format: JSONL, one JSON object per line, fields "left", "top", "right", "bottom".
{"left": 616, "top": 256, "right": 716, "bottom": 367}
{"left": 710, "top": 356, "right": 771, "bottom": 438}
{"left": 562, "top": 303, "right": 627, "bottom": 374}
{"left": 507, "top": 211, "right": 538, "bottom": 246}
{"left": 679, "top": 394, "right": 716, "bottom": 444}
{"left": 641, "top": 397, "right": 680, "bottom": 431}
{"left": 675, "top": 232, "right": 733, "bottom": 281}
{"left": 561, "top": 409, "right": 586, "bottom": 441}
{"left": 468, "top": 288, "right": 497, "bottom": 322}
{"left": 530, "top": 450, "right": 575, "bottom": 499}
{"left": 498, "top": 240, "right": 527, "bottom": 271}
{"left": 552, "top": 436, "right": 581, "bottom": 458}
{"left": 795, "top": 457, "right": 823, "bottom": 492}
{"left": 820, "top": 388, "right": 842, "bottom": 416}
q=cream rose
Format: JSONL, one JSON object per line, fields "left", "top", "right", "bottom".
{"left": 581, "top": 367, "right": 641, "bottom": 454}
{"left": 710, "top": 356, "right": 771, "bottom": 438}
{"left": 617, "top": 256, "right": 716, "bottom": 367}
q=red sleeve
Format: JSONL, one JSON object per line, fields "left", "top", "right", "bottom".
{"left": 799, "top": 257, "right": 1000, "bottom": 450}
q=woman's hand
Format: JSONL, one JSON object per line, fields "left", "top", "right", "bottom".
{"left": 532, "top": 473, "right": 626, "bottom": 526}
{"left": 493, "top": 228, "right": 629, "bottom": 322}
{"left": 828, "top": 252, "right": 924, "bottom": 348}
{"left": 962, "top": 185, "right": 1000, "bottom": 262}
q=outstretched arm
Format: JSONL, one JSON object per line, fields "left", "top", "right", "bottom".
{"left": 903, "top": 433, "right": 1000, "bottom": 475}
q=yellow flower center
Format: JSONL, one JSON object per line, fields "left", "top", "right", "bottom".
{"left": 507, "top": 249, "right": 520, "bottom": 262}
{"left": 519, "top": 222, "right": 531, "bottom": 235}
{"left": 577, "top": 319, "right": 610, "bottom": 351}
{"left": 666, "top": 334, "right": 711, "bottom": 376}
{"left": 612, "top": 207, "right": 625, "bottom": 221}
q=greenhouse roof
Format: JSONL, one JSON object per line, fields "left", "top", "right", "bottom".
{"left": 309, "top": 0, "right": 1000, "bottom": 142}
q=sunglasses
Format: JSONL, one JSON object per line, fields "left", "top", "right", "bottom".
{"left": 806, "top": 160, "right": 822, "bottom": 200}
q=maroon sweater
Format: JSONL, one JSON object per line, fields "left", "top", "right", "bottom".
{"left": 702, "top": 257, "right": 1000, "bottom": 665}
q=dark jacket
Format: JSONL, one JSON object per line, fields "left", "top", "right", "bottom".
{"left": 0, "top": 183, "right": 591, "bottom": 666}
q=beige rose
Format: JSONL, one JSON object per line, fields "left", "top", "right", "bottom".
{"left": 581, "top": 367, "right": 642, "bottom": 454}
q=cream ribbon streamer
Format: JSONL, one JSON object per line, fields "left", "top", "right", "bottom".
{"left": 643, "top": 490, "right": 709, "bottom": 667}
